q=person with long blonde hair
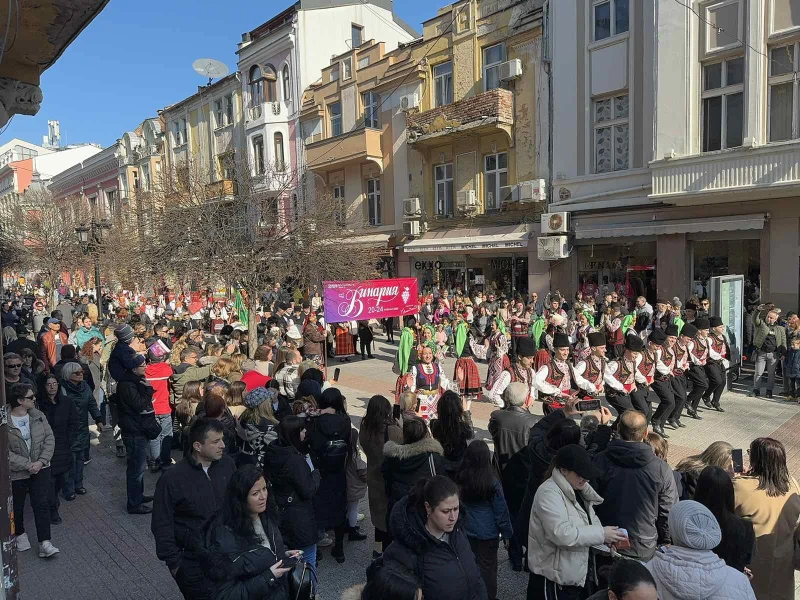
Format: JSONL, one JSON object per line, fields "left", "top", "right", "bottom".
{"left": 675, "top": 441, "right": 734, "bottom": 500}
{"left": 227, "top": 380, "right": 247, "bottom": 418}
{"left": 210, "top": 356, "right": 236, "bottom": 384}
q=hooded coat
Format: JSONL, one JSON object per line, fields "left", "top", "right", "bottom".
{"left": 382, "top": 495, "right": 488, "bottom": 600}
{"left": 359, "top": 419, "right": 403, "bottom": 533}
{"left": 40, "top": 392, "right": 79, "bottom": 475}
{"left": 308, "top": 412, "right": 351, "bottom": 529}
{"left": 60, "top": 377, "right": 101, "bottom": 452}
{"left": 7, "top": 406, "right": 55, "bottom": 481}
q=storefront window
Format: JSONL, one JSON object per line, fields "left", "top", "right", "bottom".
{"left": 577, "top": 242, "right": 657, "bottom": 306}
{"left": 692, "top": 239, "right": 760, "bottom": 300}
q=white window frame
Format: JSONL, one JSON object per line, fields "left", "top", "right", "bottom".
{"left": 180, "top": 118, "right": 188, "bottom": 147}
{"left": 342, "top": 57, "right": 353, "bottom": 80}
{"left": 141, "top": 163, "right": 151, "bottom": 192}
{"left": 434, "top": 163, "right": 454, "bottom": 217}
{"left": 106, "top": 189, "right": 118, "bottom": 218}
{"left": 282, "top": 65, "right": 291, "bottom": 101}
{"left": 593, "top": 94, "right": 629, "bottom": 173}
{"left": 704, "top": 0, "right": 744, "bottom": 54}
{"left": 434, "top": 61, "right": 454, "bottom": 107}
{"left": 333, "top": 185, "right": 346, "bottom": 227}
{"left": 252, "top": 135, "right": 265, "bottom": 175}
{"left": 249, "top": 65, "right": 264, "bottom": 107}
{"left": 330, "top": 102, "right": 342, "bottom": 137}
{"left": 274, "top": 132, "right": 285, "bottom": 171}
{"left": 592, "top": 0, "right": 629, "bottom": 42}
{"left": 214, "top": 99, "right": 224, "bottom": 129}
{"left": 367, "top": 178, "right": 381, "bottom": 226}
{"left": 701, "top": 56, "right": 744, "bottom": 152}
{"left": 225, "top": 94, "right": 234, "bottom": 126}
{"left": 363, "top": 91, "right": 379, "bottom": 129}
{"left": 483, "top": 43, "right": 506, "bottom": 91}
{"left": 173, "top": 120, "right": 185, "bottom": 146}
{"left": 352, "top": 24, "right": 363, "bottom": 48}
{"left": 768, "top": 41, "right": 799, "bottom": 142}
{"left": 483, "top": 152, "right": 508, "bottom": 211}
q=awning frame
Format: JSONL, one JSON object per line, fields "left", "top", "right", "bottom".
{"left": 574, "top": 213, "right": 766, "bottom": 240}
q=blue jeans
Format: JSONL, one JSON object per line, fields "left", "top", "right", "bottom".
{"left": 148, "top": 414, "right": 173, "bottom": 465}
{"left": 122, "top": 436, "right": 148, "bottom": 510}
{"left": 63, "top": 450, "right": 84, "bottom": 496}
{"left": 297, "top": 544, "right": 317, "bottom": 584}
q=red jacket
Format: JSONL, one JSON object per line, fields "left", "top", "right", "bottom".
{"left": 240, "top": 370, "right": 272, "bottom": 393}
{"left": 145, "top": 362, "right": 174, "bottom": 415}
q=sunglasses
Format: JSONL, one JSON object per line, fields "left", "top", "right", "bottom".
{"left": 22, "top": 395, "right": 35, "bottom": 401}
{"left": 6, "top": 364, "right": 22, "bottom": 368}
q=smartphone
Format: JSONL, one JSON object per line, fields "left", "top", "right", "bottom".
{"left": 615, "top": 527, "right": 631, "bottom": 550}
{"left": 732, "top": 448, "right": 744, "bottom": 473}
{"left": 280, "top": 556, "right": 300, "bottom": 569}
{"left": 333, "top": 367, "right": 341, "bottom": 383}
{"left": 576, "top": 399, "right": 601, "bottom": 412}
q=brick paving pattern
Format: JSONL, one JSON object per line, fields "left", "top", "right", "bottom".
{"left": 17, "top": 339, "right": 800, "bottom": 599}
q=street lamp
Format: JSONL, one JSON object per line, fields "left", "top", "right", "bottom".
{"left": 75, "top": 219, "right": 112, "bottom": 320}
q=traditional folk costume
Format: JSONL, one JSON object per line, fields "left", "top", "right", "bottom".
{"left": 485, "top": 317, "right": 510, "bottom": 390}
{"left": 603, "top": 335, "right": 645, "bottom": 418}
{"left": 572, "top": 332, "right": 609, "bottom": 398}
{"left": 668, "top": 324, "right": 690, "bottom": 428}
{"left": 420, "top": 324, "right": 442, "bottom": 362}
{"left": 571, "top": 320, "right": 594, "bottom": 363}
{"left": 702, "top": 316, "right": 729, "bottom": 412}
{"left": 488, "top": 337, "right": 537, "bottom": 408}
{"left": 604, "top": 306, "right": 625, "bottom": 359}
{"left": 406, "top": 360, "right": 455, "bottom": 422}
{"left": 685, "top": 320, "right": 710, "bottom": 418}
{"left": 533, "top": 333, "right": 574, "bottom": 413}
{"left": 634, "top": 337, "right": 658, "bottom": 419}
{"left": 393, "top": 320, "right": 419, "bottom": 403}
{"left": 453, "top": 321, "right": 482, "bottom": 407}
{"left": 334, "top": 322, "right": 355, "bottom": 358}
{"left": 648, "top": 328, "right": 676, "bottom": 437}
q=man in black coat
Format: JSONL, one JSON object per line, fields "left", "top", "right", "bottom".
{"left": 41, "top": 381, "right": 79, "bottom": 524}
{"left": 591, "top": 409, "right": 678, "bottom": 561}
{"left": 488, "top": 381, "right": 538, "bottom": 571}
{"left": 152, "top": 418, "right": 236, "bottom": 600}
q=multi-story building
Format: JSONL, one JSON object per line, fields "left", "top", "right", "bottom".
{"left": 0, "top": 139, "right": 52, "bottom": 168}
{"left": 237, "top": 0, "right": 416, "bottom": 222}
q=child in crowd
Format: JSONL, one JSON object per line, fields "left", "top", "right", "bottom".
{"left": 785, "top": 337, "right": 800, "bottom": 401}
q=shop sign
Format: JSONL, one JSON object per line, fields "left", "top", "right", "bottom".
{"left": 323, "top": 277, "right": 418, "bottom": 323}
{"left": 490, "top": 258, "right": 514, "bottom": 270}
{"left": 582, "top": 260, "right": 624, "bottom": 271}
{"left": 414, "top": 260, "right": 466, "bottom": 271}
{"left": 413, "top": 240, "right": 527, "bottom": 253}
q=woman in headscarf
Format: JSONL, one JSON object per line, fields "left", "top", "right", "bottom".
{"left": 393, "top": 316, "right": 419, "bottom": 404}
{"left": 302, "top": 311, "right": 327, "bottom": 369}
{"left": 453, "top": 319, "right": 481, "bottom": 421}
{"left": 484, "top": 317, "right": 509, "bottom": 390}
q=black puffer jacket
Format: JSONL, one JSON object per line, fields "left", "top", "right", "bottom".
{"left": 382, "top": 495, "right": 488, "bottom": 600}
{"left": 308, "top": 412, "right": 351, "bottom": 529}
{"left": 591, "top": 440, "right": 679, "bottom": 561}
{"left": 381, "top": 437, "right": 446, "bottom": 530}
{"left": 202, "top": 512, "right": 289, "bottom": 600}
{"left": 115, "top": 371, "right": 155, "bottom": 438}
{"left": 263, "top": 439, "right": 321, "bottom": 548}
{"left": 40, "top": 393, "right": 79, "bottom": 475}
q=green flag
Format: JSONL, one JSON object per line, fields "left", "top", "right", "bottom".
{"left": 234, "top": 289, "right": 249, "bottom": 327}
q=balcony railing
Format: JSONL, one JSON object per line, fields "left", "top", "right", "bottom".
{"left": 205, "top": 179, "right": 238, "bottom": 199}
{"left": 305, "top": 124, "right": 383, "bottom": 172}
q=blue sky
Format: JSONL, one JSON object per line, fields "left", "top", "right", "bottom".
{"left": 1, "top": 0, "right": 430, "bottom": 148}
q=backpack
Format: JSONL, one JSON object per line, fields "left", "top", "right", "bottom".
{"left": 317, "top": 429, "right": 348, "bottom": 473}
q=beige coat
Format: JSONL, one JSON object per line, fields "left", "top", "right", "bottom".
{"left": 7, "top": 407, "right": 55, "bottom": 481}
{"left": 734, "top": 475, "right": 800, "bottom": 600}
{"left": 528, "top": 468, "right": 605, "bottom": 587}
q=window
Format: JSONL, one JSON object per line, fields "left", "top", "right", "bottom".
{"left": 141, "top": 163, "right": 151, "bottom": 192}
{"left": 701, "top": 57, "right": 744, "bottom": 152}
{"left": 768, "top": 43, "right": 799, "bottom": 142}
{"left": 253, "top": 135, "right": 265, "bottom": 175}
{"left": 331, "top": 65, "right": 339, "bottom": 82}
{"left": 292, "top": 193, "right": 299, "bottom": 223}
{"left": 282, "top": 65, "right": 291, "bottom": 101}
{"left": 593, "top": 0, "right": 629, "bottom": 41}
{"left": 181, "top": 118, "right": 188, "bottom": 146}
{"left": 173, "top": 120, "right": 186, "bottom": 146}
{"left": 225, "top": 94, "right": 234, "bottom": 125}
{"left": 358, "top": 55, "right": 370, "bottom": 69}
{"left": 434, "top": 164, "right": 454, "bottom": 217}
{"left": 484, "top": 153, "right": 508, "bottom": 210}
{"left": 263, "top": 65, "right": 277, "bottom": 102}
{"left": 274, "top": 133, "right": 285, "bottom": 171}
{"left": 434, "top": 62, "right": 453, "bottom": 107}
{"left": 352, "top": 24, "right": 363, "bottom": 48}
{"left": 249, "top": 65, "right": 264, "bottom": 107}
{"left": 363, "top": 91, "right": 379, "bottom": 128}
{"left": 342, "top": 57, "right": 353, "bottom": 80}
{"left": 367, "top": 178, "right": 381, "bottom": 225}
{"left": 333, "top": 185, "right": 346, "bottom": 227}
{"left": 593, "top": 94, "right": 629, "bottom": 173}
{"left": 106, "top": 190, "right": 119, "bottom": 218}
{"left": 483, "top": 44, "right": 506, "bottom": 91}
{"left": 214, "top": 100, "right": 224, "bottom": 128}
{"left": 88, "top": 195, "right": 98, "bottom": 215}
{"left": 330, "top": 102, "right": 342, "bottom": 136}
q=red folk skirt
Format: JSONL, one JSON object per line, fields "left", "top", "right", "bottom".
{"left": 455, "top": 357, "right": 482, "bottom": 398}
{"left": 335, "top": 328, "right": 355, "bottom": 356}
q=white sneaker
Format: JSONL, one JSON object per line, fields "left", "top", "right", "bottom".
{"left": 38, "top": 540, "right": 60, "bottom": 558}
{"left": 357, "top": 513, "right": 365, "bottom": 523}
{"left": 16, "top": 533, "right": 31, "bottom": 552}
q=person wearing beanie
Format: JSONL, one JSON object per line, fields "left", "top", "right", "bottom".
{"left": 534, "top": 333, "right": 574, "bottom": 413}
{"left": 645, "top": 500, "right": 756, "bottom": 600}
{"left": 685, "top": 319, "right": 711, "bottom": 419}
{"left": 647, "top": 328, "right": 676, "bottom": 438}
{"left": 602, "top": 333, "right": 646, "bottom": 420}
{"left": 487, "top": 381, "right": 539, "bottom": 571}
{"left": 701, "top": 316, "right": 730, "bottom": 412}
{"left": 108, "top": 323, "right": 146, "bottom": 383}
{"left": 235, "top": 388, "right": 279, "bottom": 468}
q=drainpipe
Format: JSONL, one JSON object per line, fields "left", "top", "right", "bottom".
{"left": 543, "top": 0, "right": 553, "bottom": 208}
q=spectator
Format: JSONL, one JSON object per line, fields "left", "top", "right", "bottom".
{"left": 144, "top": 346, "right": 175, "bottom": 473}
{"left": 202, "top": 464, "right": 297, "bottom": 600}
{"left": 226, "top": 380, "right": 247, "bottom": 419}
{"left": 694, "top": 465, "right": 755, "bottom": 573}
{"left": 74, "top": 315, "right": 103, "bottom": 350}
{"left": 359, "top": 395, "right": 403, "bottom": 554}
{"left": 175, "top": 380, "right": 203, "bottom": 443}
{"left": 79, "top": 337, "right": 104, "bottom": 422}
{"left": 592, "top": 410, "right": 678, "bottom": 561}
{"left": 235, "top": 387, "right": 279, "bottom": 467}
{"left": 152, "top": 418, "right": 236, "bottom": 600}
{"left": 52, "top": 344, "right": 80, "bottom": 381}
{"left": 39, "top": 374, "right": 78, "bottom": 525}
{"left": 275, "top": 349, "right": 302, "bottom": 402}
{"left": 674, "top": 441, "right": 734, "bottom": 500}
{"left": 645, "top": 432, "right": 683, "bottom": 499}
{"left": 381, "top": 475, "right": 488, "bottom": 600}
{"left": 108, "top": 323, "right": 146, "bottom": 384}
{"left": 172, "top": 345, "right": 212, "bottom": 399}
{"left": 4, "top": 352, "right": 33, "bottom": 402}
{"left": 18, "top": 347, "right": 44, "bottom": 382}
{"left": 645, "top": 500, "right": 756, "bottom": 600}
{"left": 198, "top": 381, "right": 238, "bottom": 458}
{"left": 7, "top": 383, "right": 60, "bottom": 558}
{"left": 350, "top": 565, "right": 422, "bottom": 600}
{"left": 585, "top": 560, "right": 658, "bottom": 600}
{"left": 456, "top": 440, "right": 513, "bottom": 600}
{"left": 60, "top": 362, "right": 102, "bottom": 500}
{"left": 39, "top": 318, "right": 68, "bottom": 371}
{"left": 734, "top": 437, "right": 800, "bottom": 600}
{"left": 239, "top": 344, "right": 273, "bottom": 391}
{"left": 751, "top": 305, "right": 786, "bottom": 399}
{"left": 528, "top": 444, "right": 625, "bottom": 600}
{"left": 784, "top": 336, "right": 800, "bottom": 399}
{"left": 430, "top": 390, "right": 473, "bottom": 477}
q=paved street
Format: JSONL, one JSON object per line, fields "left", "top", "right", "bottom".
{"left": 17, "top": 338, "right": 800, "bottom": 599}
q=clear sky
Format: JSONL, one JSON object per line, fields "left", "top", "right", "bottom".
{"left": 1, "top": 0, "right": 431, "bottom": 148}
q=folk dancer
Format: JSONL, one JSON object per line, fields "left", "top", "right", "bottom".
{"left": 685, "top": 320, "right": 710, "bottom": 420}
{"left": 453, "top": 320, "right": 482, "bottom": 418}
{"left": 632, "top": 330, "right": 658, "bottom": 419}
{"left": 653, "top": 299, "right": 673, "bottom": 332}
{"left": 484, "top": 317, "right": 510, "bottom": 390}
{"left": 543, "top": 294, "right": 567, "bottom": 322}
{"left": 572, "top": 332, "right": 609, "bottom": 399}
{"left": 571, "top": 312, "right": 594, "bottom": 363}
{"left": 487, "top": 337, "right": 537, "bottom": 408}
{"left": 604, "top": 303, "right": 625, "bottom": 359}
{"left": 666, "top": 324, "right": 690, "bottom": 429}
{"left": 702, "top": 316, "right": 729, "bottom": 412}
{"left": 533, "top": 333, "right": 575, "bottom": 414}
{"left": 403, "top": 346, "right": 455, "bottom": 421}
{"left": 648, "top": 328, "right": 676, "bottom": 438}
{"left": 603, "top": 335, "right": 645, "bottom": 420}
{"left": 393, "top": 316, "right": 419, "bottom": 403}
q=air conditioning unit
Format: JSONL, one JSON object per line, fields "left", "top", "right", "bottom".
{"left": 403, "top": 197, "right": 421, "bottom": 217}
{"left": 518, "top": 179, "right": 547, "bottom": 203}
{"left": 499, "top": 185, "right": 514, "bottom": 204}
{"left": 541, "top": 212, "right": 570, "bottom": 235}
{"left": 537, "top": 235, "right": 569, "bottom": 260}
{"left": 499, "top": 59, "right": 523, "bottom": 81}
{"left": 456, "top": 189, "right": 477, "bottom": 211}
{"left": 403, "top": 220, "right": 420, "bottom": 236}
{"left": 400, "top": 93, "right": 419, "bottom": 111}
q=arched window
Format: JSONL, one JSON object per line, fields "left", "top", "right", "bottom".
{"left": 274, "top": 132, "right": 285, "bottom": 171}
{"left": 263, "top": 64, "right": 277, "bottom": 102}
{"left": 282, "top": 65, "right": 291, "bottom": 101}
{"left": 249, "top": 65, "right": 263, "bottom": 107}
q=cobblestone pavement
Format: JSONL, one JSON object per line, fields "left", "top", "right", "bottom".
{"left": 17, "top": 338, "right": 800, "bottom": 599}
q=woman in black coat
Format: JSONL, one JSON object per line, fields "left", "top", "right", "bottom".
{"left": 39, "top": 374, "right": 79, "bottom": 521}
{"left": 203, "top": 465, "right": 299, "bottom": 600}
{"left": 263, "top": 416, "right": 321, "bottom": 573}
{"left": 382, "top": 475, "right": 487, "bottom": 600}
{"left": 429, "top": 391, "right": 473, "bottom": 477}
{"left": 307, "top": 388, "right": 351, "bottom": 564}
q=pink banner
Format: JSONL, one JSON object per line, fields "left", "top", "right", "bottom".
{"left": 323, "top": 278, "right": 418, "bottom": 323}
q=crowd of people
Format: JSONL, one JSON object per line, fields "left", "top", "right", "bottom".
{"left": 1, "top": 281, "right": 799, "bottom": 600}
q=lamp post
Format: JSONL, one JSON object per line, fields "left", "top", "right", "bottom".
{"left": 75, "top": 219, "right": 112, "bottom": 320}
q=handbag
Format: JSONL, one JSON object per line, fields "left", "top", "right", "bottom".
{"left": 288, "top": 559, "right": 316, "bottom": 600}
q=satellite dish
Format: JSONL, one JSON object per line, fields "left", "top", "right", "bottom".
{"left": 192, "top": 58, "right": 230, "bottom": 82}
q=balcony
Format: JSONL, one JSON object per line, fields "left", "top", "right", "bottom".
{"left": 305, "top": 125, "right": 383, "bottom": 172}
{"left": 650, "top": 140, "right": 800, "bottom": 205}
{"left": 205, "top": 179, "right": 238, "bottom": 200}
{"left": 407, "top": 88, "right": 514, "bottom": 147}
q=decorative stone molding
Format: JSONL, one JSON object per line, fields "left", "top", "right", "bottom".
{"left": 0, "top": 78, "right": 43, "bottom": 125}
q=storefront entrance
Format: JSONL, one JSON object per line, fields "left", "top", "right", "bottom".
{"left": 577, "top": 242, "right": 657, "bottom": 305}
{"left": 692, "top": 239, "right": 760, "bottom": 300}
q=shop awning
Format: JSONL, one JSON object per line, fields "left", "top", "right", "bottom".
{"left": 575, "top": 214, "right": 766, "bottom": 240}
{"left": 402, "top": 230, "right": 530, "bottom": 253}
{"left": 322, "top": 233, "right": 391, "bottom": 246}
